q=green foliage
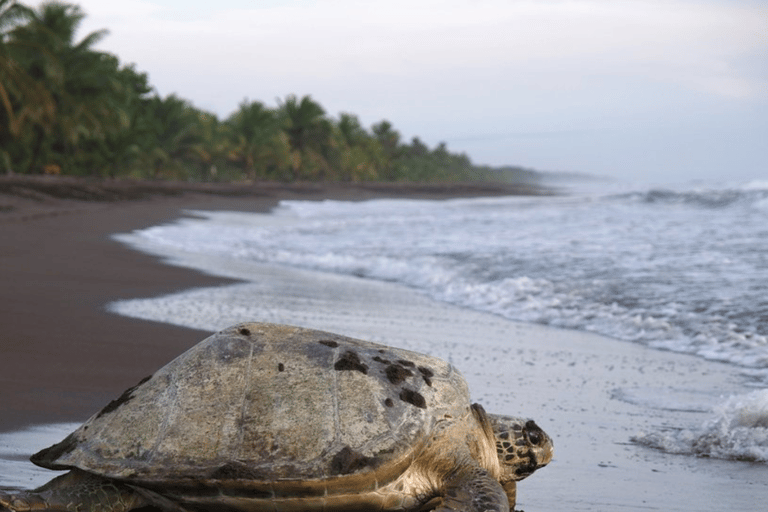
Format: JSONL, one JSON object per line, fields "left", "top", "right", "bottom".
{"left": 0, "top": 1, "right": 537, "bottom": 183}
{"left": 226, "top": 100, "right": 289, "bottom": 180}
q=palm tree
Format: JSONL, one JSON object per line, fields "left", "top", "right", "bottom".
{"left": 336, "top": 113, "right": 367, "bottom": 147}
{"left": 278, "top": 94, "right": 332, "bottom": 179}
{"left": 10, "top": 1, "right": 123, "bottom": 173}
{"left": 371, "top": 120, "right": 402, "bottom": 180}
{"left": 0, "top": 0, "right": 54, "bottom": 172}
{"left": 98, "top": 63, "right": 153, "bottom": 177}
{"left": 331, "top": 113, "right": 378, "bottom": 181}
{"left": 226, "top": 100, "right": 291, "bottom": 180}
{"left": 0, "top": 0, "right": 28, "bottom": 39}
{"left": 0, "top": 0, "right": 31, "bottom": 132}
{"left": 137, "top": 94, "right": 206, "bottom": 178}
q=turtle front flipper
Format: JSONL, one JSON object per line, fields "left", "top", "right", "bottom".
{"left": 501, "top": 481, "right": 516, "bottom": 511}
{"left": 0, "top": 470, "right": 146, "bottom": 512}
{"left": 435, "top": 466, "right": 509, "bottom": 512}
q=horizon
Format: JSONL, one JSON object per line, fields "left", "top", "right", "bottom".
{"left": 47, "top": 0, "right": 767, "bottom": 184}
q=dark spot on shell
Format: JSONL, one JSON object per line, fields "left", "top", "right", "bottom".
{"left": 502, "top": 441, "right": 511, "bottom": 449}
{"left": 278, "top": 363, "right": 285, "bottom": 372}
{"left": 385, "top": 364, "right": 413, "bottom": 384}
{"left": 399, "top": 388, "right": 426, "bottom": 409}
{"left": 330, "top": 446, "right": 378, "bottom": 475}
{"left": 505, "top": 453, "right": 517, "bottom": 461}
{"left": 95, "top": 375, "right": 152, "bottom": 419}
{"left": 512, "top": 424, "right": 523, "bottom": 432}
{"left": 499, "top": 431, "right": 510, "bottom": 440}
{"left": 334, "top": 351, "right": 368, "bottom": 374}
{"left": 373, "top": 356, "right": 391, "bottom": 364}
{"left": 319, "top": 339, "right": 339, "bottom": 348}
{"left": 239, "top": 327, "right": 251, "bottom": 336}
{"left": 418, "top": 366, "right": 434, "bottom": 386}
{"left": 384, "top": 398, "right": 394, "bottom": 407}
{"left": 397, "top": 359, "right": 415, "bottom": 367}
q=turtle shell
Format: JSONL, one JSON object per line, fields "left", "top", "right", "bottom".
{"left": 33, "top": 323, "right": 470, "bottom": 489}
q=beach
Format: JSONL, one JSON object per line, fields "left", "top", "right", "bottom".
{"left": 0, "top": 176, "right": 537, "bottom": 431}
{"left": 1, "top": 176, "right": 767, "bottom": 511}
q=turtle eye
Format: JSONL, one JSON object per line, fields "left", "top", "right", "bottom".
{"left": 524, "top": 421, "right": 543, "bottom": 445}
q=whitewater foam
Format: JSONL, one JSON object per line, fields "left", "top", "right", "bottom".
{"left": 633, "top": 389, "right": 768, "bottom": 462}
{"left": 0, "top": 424, "right": 78, "bottom": 490}
{"left": 112, "top": 185, "right": 768, "bottom": 375}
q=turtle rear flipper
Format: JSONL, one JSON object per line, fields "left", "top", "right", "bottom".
{"left": 0, "top": 470, "right": 146, "bottom": 512}
{"left": 436, "top": 466, "right": 510, "bottom": 512}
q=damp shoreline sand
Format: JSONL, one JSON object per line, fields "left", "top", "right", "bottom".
{"left": 1, "top": 177, "right": 767, "bottom": 511}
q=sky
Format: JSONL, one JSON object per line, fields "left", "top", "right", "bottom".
{"left": 48, "top": 0, "right": 768, "bottom": 183}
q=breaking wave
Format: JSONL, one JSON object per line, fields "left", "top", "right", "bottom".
{"left": 633, "top": 389, "right": 768, "bottom": 462}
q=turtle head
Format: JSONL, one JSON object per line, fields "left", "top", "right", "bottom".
{"left": 488, "top": 413, "right": 554, "bottom": 481}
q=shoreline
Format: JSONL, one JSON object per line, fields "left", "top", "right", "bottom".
{"left": 0, "top": 176, "right": 549, "bottom": 432}
{"left": 0, "top": 175, "right": 554, "bottom": 222}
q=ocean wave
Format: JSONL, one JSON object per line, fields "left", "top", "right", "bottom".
{"left": 610, "top": 187, "right": 768, "bottom": 210}
{"left": 117, "top": 184, "right": 768, "bottom": 378}
{"left": 632, "top": 389, "right": 768, "bottom": 462}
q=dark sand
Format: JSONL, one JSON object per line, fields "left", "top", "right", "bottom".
{"left": 0, "top": 176, "right": 545, "bottom": 432}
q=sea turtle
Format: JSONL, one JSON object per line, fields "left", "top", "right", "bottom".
{"left": 0, "top": 322, "right": 553, "bottom": 512}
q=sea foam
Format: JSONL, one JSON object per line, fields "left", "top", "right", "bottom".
{"left": 112, "top": 185, "right": 768, "bottom": 375}
{"left": 0, "top": 424, "right": 78, "bottom": 490}
{"left": 633, "top": 389, "right": 768, "bottom": 462}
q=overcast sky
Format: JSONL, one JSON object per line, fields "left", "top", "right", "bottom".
{"left": 54, "top": 0, "right": 768, "bottom": 184}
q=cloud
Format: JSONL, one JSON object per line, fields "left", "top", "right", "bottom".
{"left": 71, "top": 0, "right": 767, "bottom": 102}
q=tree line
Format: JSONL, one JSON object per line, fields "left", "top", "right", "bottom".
{"left": 0, "top": 0, "right": 538, "bottom": 183}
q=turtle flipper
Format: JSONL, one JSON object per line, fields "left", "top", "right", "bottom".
{"left": 435, "top": 467, "right": 509, "bottom": 512}
{"left": 0, "top": 470, "right": 146, "bottom": 512}
{"left": 1, "top": 489, "right": 54, "bottom": 511}
{"left": 501, "top": 481, "right": 516, "bottom": 511}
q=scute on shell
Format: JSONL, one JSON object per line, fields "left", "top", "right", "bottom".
{"left": 32, "top": 323, "right": 471, "bottom": 486}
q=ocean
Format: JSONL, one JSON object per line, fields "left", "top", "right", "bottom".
{"left": 107, "top": 179, "right": 768, "bottom": 465}
{"left": 116, "top": 180, "right": 768, "bottom": 372}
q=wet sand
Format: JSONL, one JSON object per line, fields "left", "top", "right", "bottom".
{"left": 2, "top": 176, "right": 767, "bottom": 511}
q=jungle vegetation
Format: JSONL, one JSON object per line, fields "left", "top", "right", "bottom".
{"left": 0, "top": 0, "right": 539, "bottom": 183}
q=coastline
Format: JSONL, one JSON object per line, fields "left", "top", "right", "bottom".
{"left": 0, "top": 175, "right": 552, "bottom": 222}
{"left": 0, "top": 176, "right": 548, "bottom": 432}
{"left": 2, "top": 176, "right": 767, "bottom": 511}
